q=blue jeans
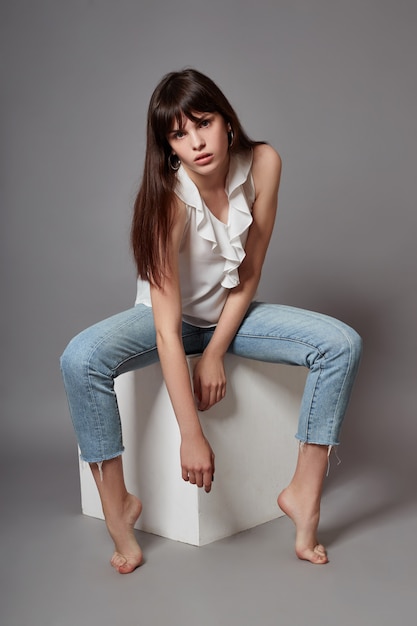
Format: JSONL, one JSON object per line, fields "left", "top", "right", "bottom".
{"left": 60, "top": 302, "right": 362, "bottom": 463}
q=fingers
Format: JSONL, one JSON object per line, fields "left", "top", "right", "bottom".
{"left": 182, "top": 462, "right": 215, "bottom": 493}
{"left": 197, "top": 383, "right": 226, "bottom": 411}
{"left": 180, "top": 435, "right": 215, "bottom": 492}
{"left": 203, "top": 470, "right": 213, "bottom": 493}
{"left": 192, "top": 358, "right": 227, "bottom": 411}
{"left": 203, "top": 453, "right": 216, "bottom": 493}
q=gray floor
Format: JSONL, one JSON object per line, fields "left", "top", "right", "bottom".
{"left": 2, "top": 450, "right": 417, "bottom": 626}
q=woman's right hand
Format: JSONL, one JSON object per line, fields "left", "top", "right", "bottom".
{"left": 180, "top": 433, "right": 215, "bottom": 493}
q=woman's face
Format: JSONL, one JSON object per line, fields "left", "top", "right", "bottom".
{"left": 166, "top": 111, "right": 230, "bottom": 178}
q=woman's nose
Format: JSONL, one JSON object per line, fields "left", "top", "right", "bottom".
{"left": 191, "top": 131, "right": 205, "bottom": 150}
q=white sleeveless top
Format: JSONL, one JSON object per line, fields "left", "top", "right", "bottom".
{"left": 135, "top": 150, "right": 255, "bottom": 327}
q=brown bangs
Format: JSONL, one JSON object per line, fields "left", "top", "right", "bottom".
{"left": 151, "top": 76, "right": 223, "bottom": 147}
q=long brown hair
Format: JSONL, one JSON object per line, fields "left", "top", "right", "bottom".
{"left": 131, "top": 68, "right": 261, "bottom": 286}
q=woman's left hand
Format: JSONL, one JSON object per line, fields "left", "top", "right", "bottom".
{"left": 193, "top": 353, "right": 226, "bottom": 411}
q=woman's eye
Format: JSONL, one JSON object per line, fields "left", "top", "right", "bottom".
{"left": 173, "top": 131, "right": 185, "bottom": 139}
{"left": 200, "top": 119, "right": 210, "bottom": 128}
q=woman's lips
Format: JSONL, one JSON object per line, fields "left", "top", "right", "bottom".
{"left": 194, "top": 153, "right": 213, "bottom": 163}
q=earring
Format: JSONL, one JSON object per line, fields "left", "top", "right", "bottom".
{"left": 227, "top": 128, "right": 234, "bottom": 148}
{"left": 169, "top": 153, "right": 181, "bottom": 172}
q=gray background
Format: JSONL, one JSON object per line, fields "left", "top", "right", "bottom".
{"left": 1, "top": 1, "right": 416, "bottom": 625}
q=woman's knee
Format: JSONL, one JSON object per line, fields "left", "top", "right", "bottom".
{"left": 346, "top": 325, "right": 362, "bottom": 360}
{"left": 60, "top": 327, "right": 104, "bottom": 380}
{"left": 335, "top": 323, "right": 362, "bottom": 369}
{"left": 60, "top": 332, "right": 87, "bottom": 379}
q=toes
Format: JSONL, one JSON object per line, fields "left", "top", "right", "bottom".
{"left": 117, "top": 560, "right": 139, "bottom": 575}
{"left": 310, "top": 546, "right": 329, "bottom": 564}
{"left": 111, "top": 551, "right": 143, "bottom": 574}
{"left": 296, "top": 545, "right": 329, "bottom": 565}
{"left": 111, "top": 553, "right": 126, "bottom": 570}
{"left": 314, "top": 543, "right": 327, "bottom": 556}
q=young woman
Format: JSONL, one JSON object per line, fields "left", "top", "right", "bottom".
{"left": 61, "top": 68, "right": 362, "bottom": 573}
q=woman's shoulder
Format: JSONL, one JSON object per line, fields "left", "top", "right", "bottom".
{"left": 252, "top": 143, "right": 282, "bottom": 171}
{"left": 251, "top": 144, "right": 282, "bottom": 193}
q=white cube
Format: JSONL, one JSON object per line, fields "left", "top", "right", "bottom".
{"left": 79, "top": 354, "right": 306, "bottom": 545}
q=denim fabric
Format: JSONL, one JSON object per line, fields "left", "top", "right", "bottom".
{"left": 60, "top": 302, "right": 362, "bottom": 463}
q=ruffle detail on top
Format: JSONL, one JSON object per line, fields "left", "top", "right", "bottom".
{"left": 175, "top": 151, "right": 254, "bottom": 288}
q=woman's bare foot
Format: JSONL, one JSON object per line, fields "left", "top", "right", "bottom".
{"left": 106, "top": 493, "right": 143, "bottom": 574}
{"left": 278, "top": 485, "right": 328, "bottom": 565}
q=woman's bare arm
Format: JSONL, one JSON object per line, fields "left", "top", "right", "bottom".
{"left": 150, "top": 201, "right": 215, "bottom": 492}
